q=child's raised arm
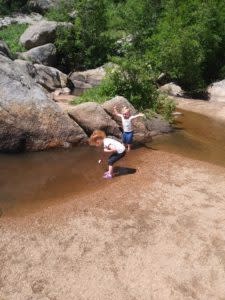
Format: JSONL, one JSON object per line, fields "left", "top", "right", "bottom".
{"left": 113, "top": 106, "right": 122, "bottom": 118}
{"left": 130, "top": 113, "right": 145, "bottom": 120}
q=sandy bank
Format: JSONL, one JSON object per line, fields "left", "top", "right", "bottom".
{"left": 172, "top": 96, "right": 225, "bottom": 123}
{"left": 1, "top": 148, "right": 225, "bottom": 299}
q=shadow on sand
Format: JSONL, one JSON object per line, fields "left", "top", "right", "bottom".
{"left": 114, "top": 166, "right": 136, "bottom": 177}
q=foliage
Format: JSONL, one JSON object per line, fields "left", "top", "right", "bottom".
{"left": 74, "top": 56, "right": 175, "bottom": 120}
{"left": 45, "top": 0, "right": 75, "bottom": 22}
{"left": 114, "top": 0, "right": 162, "bottom": 50}
{"left": 0, "top": 23, "right": 27, "bottom": 54}
{"left": 0, "top": 0, "right": 28, "bottom": 16}
{"left": 147, "top": 0, "right": 225, "bottom": 91}
{"left": 54, "top": 0, "right": 114, "bottom": 71}
{"left": 151, "top": 94, "right": 176, "bottom": 122}
{"left": 107, "top": 55, "right": 158, "bottom": 110}
{"left": 2, "top": 0, "right": 225, "bottom": 117}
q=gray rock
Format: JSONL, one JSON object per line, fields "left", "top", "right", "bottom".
{"left": 33, "top": 64, "right": 69, "bottom": 91}
{"left": 69, "top": 66, "right": 106, "bottom": 95}
{"left": 14, "top": 59, "right": 37, "bottom": 78}
{"left": 68, "top": 102, "right": 121, "bottom": 137}
{"left": 0, "top": 13, "right": 43, "bottom": 29}
{"left": 159, "top": 82, "right": 184, "bottom": 97}
{"left": 72, "top": 80, "right": 92, "bottom": 96}
{"left": 207, "top": 79, "right": 225, "bottom": 102}
{"left": 145, "top": 115, "right": 172, "bottom": 136}
{"left": 0, "top": 54, "right": 87, "bottom": 152}
{"left": 20, "top": 20, "right": 58, "bottom": 49}
{"left": 14, "top": 60, "right": 70, "bottom": 92}
{"left": 0, "top": 40, "right": 12, "bottom": 58}
{"left": 17, "top": 43, "right": 57, "bottom": 66}
{"left": 102, "top": 96, "right": 152, "bottom": 143}
{"left": 27, "top": 0, "right": 61, "bottom": 13}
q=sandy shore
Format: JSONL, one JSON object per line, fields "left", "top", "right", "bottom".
{"left": 1, "top": 148, "right": 225, "bottom": 300}
{"left": 172, "top": 96, "right": 225, "bottom": 123}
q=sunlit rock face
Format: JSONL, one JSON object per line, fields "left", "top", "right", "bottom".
{"left": 0, "top": 55, "right": 87, "bottom": 152}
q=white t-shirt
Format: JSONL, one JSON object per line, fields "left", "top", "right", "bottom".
{"left": 103, "top": 138, "right": 125, "bottom": 154}
{"left": 121, "top": 116, "right": 133, "bottom": 132}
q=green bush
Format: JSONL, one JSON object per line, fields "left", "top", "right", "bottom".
{"left": 45, "top": 0, "right": 75, "bottom": 22}
{"left": 0, "top": 0, "right": 28, "bottom": 15}
{"left": 108, "top": 55, "right": 161, "bottom": 109}
{"left": 0, "top": 23, "right": 27, "bottom": 55}
{"left": 147, "top": 0, "right": 225, "bottom": 92}
{"left": 73, "top": 56, "right": 176, "bottom": 121}
{"left": 54, "top": 0, "right": 114, "bottom": 71}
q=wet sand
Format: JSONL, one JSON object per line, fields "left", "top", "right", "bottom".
{"left": 1, "top": 147, "right": 225, "bottom": 300}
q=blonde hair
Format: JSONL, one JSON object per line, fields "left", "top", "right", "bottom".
{"left": 89, "top": 130, "right": 106, "bottom": 146}
{"left": 121, "top": 106, "right": 130, "bottom": 114}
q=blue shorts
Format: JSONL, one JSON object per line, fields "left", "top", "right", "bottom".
{"left": 122, "top": 131, "right": 133, "bottom": 145}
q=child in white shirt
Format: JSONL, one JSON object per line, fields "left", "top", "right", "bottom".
{"left": 89, "top": 130, "right": 126, "bottom": 179}
{"left": 114, "top": 106, "right": 144, "bottom": 151}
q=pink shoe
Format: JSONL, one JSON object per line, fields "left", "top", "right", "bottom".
{"left": 103, "top": 173, "right": 113, "bottom": 179}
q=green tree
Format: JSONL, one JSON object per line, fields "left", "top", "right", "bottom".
{"left": 55, "top": 0, "right": 113, "bottom": 71}
{"left": 0, "top": 0, "right": 28, "bottom": 15}
{"left": 147, "top": 0, "right": 225, "bottom": 92}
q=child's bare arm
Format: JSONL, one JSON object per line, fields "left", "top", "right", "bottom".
{"left": 113, "top": 106, "right": 122, "bottom": 118}
{"left": 130, "top": 113, "right": 145, "bottom": 120}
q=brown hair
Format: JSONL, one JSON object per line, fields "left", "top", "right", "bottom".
{"left": 89, "top": 130, "right": 106, "bottom": 146}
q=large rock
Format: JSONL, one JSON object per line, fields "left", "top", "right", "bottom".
{"left": 14, "top": 60, "right": 71, "bottom": 92}
{"left": 69, "top": 66, "right": 106, "bottom": 95}
{"left": 33, "top": 64, "right": 70, "bottom": 91}
{"left": 0, "top": 40, "right": 12, "bottom": 58}
{"left": 159, "top": 82, "right": 184, "bottom": 97}
{"left": 17, "top": 43, "right": 57, "bottom": 66}
{"left": 102, "top": 96, "right": 152, "bottom": 143}
{"left": 27, "top": 0, "right": 61, "bottom": 13}
{"left": 0, "top": 55, "right": 87, "bottom": 152}
{"left": 14, "top": 59, "right": 37, "bottom": 79}
{"left": 70, "top": 66, "right": 106, "bottom": 87}
{"left": 20, "top": 20, "right": 58, "bottom": 50}
{"left": 207, "top": 79, "right": 225, "bottom": 102}
{"left": 145, "top": 115, "right": 172, "bottom": 136}
{"left": 68, "top": 102, "right": 121, "bottom": 137}
{"left": 71, "top": 80, "right": 92, "bottom": 96}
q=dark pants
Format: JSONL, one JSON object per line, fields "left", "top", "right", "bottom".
{"left": 108, "top": 151, "right": 126, "bottom": 166}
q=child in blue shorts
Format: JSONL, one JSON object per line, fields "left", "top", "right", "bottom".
{"left": 114, "top": 106, "right": 144, "bottom": 151}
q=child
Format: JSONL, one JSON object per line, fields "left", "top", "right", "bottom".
{"left": 89, "top": 130, "right": 126, "bottom": 179}
{"left": 113, "top": 106, "right": 144, "bottom": 151}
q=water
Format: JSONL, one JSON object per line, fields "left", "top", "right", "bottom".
{"left": 150, "top": 109, "right": 225, "bottom": 168}
{"left": 0, "top": 109, "right": 225, "bottom": 217}
{"left": 0, "top": 146, "right": 106, "bottom": 216}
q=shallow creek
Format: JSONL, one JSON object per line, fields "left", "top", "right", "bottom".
{"left": 0, "top": 109, "right": 225, "bottom": 217}
{"left": 150, "top": 109, "right": 225, "bottom": 168}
